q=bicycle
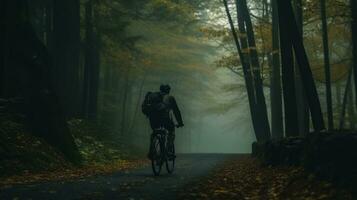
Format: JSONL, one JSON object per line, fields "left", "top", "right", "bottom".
{"left": 150, "top": 126, "right": 176, "bottom": 176}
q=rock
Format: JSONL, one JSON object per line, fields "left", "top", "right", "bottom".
{"left": 253, "top": 131, "right": 357, "bottom": 188}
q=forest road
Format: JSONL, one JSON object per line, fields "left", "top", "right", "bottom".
{"left": 0, "top": 154, "right": 244, "bottom": 200}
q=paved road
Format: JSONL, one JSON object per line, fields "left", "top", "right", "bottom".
{"left": 0, "top": 154, "right": 243, "bottom": 200}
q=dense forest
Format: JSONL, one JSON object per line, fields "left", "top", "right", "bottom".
{"left": 1, "top": 0, "right": 357, "bottom": 158}
{"left": 1, "top": 0, "right": 357, "bottom": 198}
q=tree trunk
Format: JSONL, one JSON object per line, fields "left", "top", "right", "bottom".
{"left": 294, "top": 0, "right": 310, "bottom": 136}
{"left": 320, "top": 0, "right": 334, "bottom": 130}
{"left": 348, "top": 82, "right": 355, "bottom": 130}
{"left": 1, "top": 0, "right": 80, "bottom": 163}
{"left": 340, "top": 67, "right": 353, "bottom": 129}
{"left": 129, "top": 75, "right": 147, "bottom": 135}
{"left": 239, "top": 0, "right": 271, "bottom": 140}
{"left": 0, "top": 1, "right": 5, "bottom": 97}
{"left": 121, "top": 69, "right": 130, "bottom": 136}
{"left": 52, "top": 0, "right": 80, "bottom": 117}
{"left": 278, "top": 0, "right": 299, "bottom": 137}
{"left": 270, "top": 0, "right": 284, "bottom": 139}
{"left": 277, "top": 0, "right": 325, "bottom": 132}
{"left": 83, "top": 0, "right": 100, "bottom": 120}
{"left": 224, "top": 0, "right": 269, "bottom": 142}
{"left": 351, "top": 0, "right": 357, "bottom": 109}
{"left": 235, "top": 0, "right": 261, "bottom": 138}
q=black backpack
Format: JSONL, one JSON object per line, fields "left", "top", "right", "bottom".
{"left": 142, "top": 92, "right": 166, "bottom": 116}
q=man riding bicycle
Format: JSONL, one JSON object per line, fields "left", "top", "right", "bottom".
{"left": 142, "top": 84, "right": 184, "bottom": 159}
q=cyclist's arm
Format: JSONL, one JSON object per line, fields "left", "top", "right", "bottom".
{"left": 169, "top": 96, "right": 183, "bottom": 126}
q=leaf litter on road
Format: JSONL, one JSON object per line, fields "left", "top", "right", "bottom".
{"left": 178, "top": 155, "right": 353, "bottom": 200}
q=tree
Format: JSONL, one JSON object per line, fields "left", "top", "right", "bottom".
{"left": 339, "top": 67, "right": 353, "bottom": 129}
{"left": 278, "top": 0, "right": 299, "bottom": 136}
{"left": 277, "top": 0, "right": 325, "bottom": 132}
{"left": 224, "top": 0, "right": 270, "bottom": 142}
{"left": 293, "top": 0, "right": 310, "bottom": 136}
{"left": 83, "top": 0, "right": 100, "bottom": 120}
{"left": 239, "top": 0, "right": 271, "bottom": 140}
{"left": 320, "top": 0, "right": 334, "bottom": 130}
{"left": 270, "top": 0, "right": 284, "bottom": 139}
{"left": 52, "top": 0, "right": 81, "bottom": 117}
{"left": 1, "top": 0, "right": 80, "bottom": 163}
{"left": 351, "top": 0, "right": 357, "bottom": 108}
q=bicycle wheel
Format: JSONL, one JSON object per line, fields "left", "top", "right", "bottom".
{"left": 166, "top": 141, "right": 175, "bottom": 174}
{"left": 151, "top": 135, "right": 162, "bottom": 176}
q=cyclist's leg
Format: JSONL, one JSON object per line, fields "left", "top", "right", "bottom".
{"left": 148, "top": 116, "right": 160, "bottom": 159}
{"left": 165, "top": 119, "right": 175, "bottom": 156}
{"left": 147, "top": 132, "right": 154, "bottom": 159}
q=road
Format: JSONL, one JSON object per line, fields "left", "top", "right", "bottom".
{"left": 0, "top": 154, "right": 242, "bottom": 200}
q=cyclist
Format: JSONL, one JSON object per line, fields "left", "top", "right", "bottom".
{"left": 142, "top": 84, "right": 184, "bottom": 159}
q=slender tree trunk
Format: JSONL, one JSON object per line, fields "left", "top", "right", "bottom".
{"left": 120, "top": 69, "right": 130, "bottom": 136}
{"left": 351, "top": 0, "right": 357, "bottom": 108}
{"left": 278, "top": 0, "right": 299, "bottom": 137}
{"left": 336, "top": 81, "right": 342, "bottom": 108}
{"left": 277, "top": 0, "right": 325, "bottom": 132}
{"left": 52, "top": 0, "right": 80, "bottom": 117}
{"left": 224, "top": 0, "right": 270, "bottom": 142}
{"left": 271, "top": 0, "right": 284, "bottom": 139}
{"left": 239, "top": 0, "right": 271, "bottom": 140}
{"left": 348, "top": 82, "right": 355, "bottom": 130}
{"left": 235, "top": 0, "right": 261, "bottom": 138}
{"left": 293, "top": 0, "right": 310, "bottom": 136}
{"left": 340, "top": 67, "right": 353, "bottom": 129}
{"left": 320, "top": 0, "right": 334, "bottom": 130}
{"left": 83, "top": 0, "right": 100, "bottom": 120}
{"left": 129, "top": 75, "right": 147, "bottom": 134}
{"left": 0, "top": 1, "right": 5, "bottom": 97}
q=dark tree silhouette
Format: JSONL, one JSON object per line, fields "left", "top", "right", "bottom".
{"left": 270, "top": 0, "right": 284, "bottom": 139}
{"left": 320, "top": 0, "right": 333, "bottom": 130}
{"left": 293, "top": 0, "right": 310, "bottom": 136}
{"left": 351, "top": 0, "right": 357, "bottom": 108}
{"left": 83, "top": 0, "right": 100, "bottom": 120}
{"left": 224, "top": 0, "right": 270, "bottom": 142}
{"left": 0, "top": 0, "right": 81, "bottom": 163}
{"left": 52, "top": 0, "right": 81, "bottom": 117}
{"left": 277, "top": 0, "right": 325, "bottom": 132}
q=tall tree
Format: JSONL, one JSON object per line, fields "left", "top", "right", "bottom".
{"left": 0, "top": 1, "right": 5, "bottom": 97}
{"left": 83, "top": 0, "right": 100, "bottom": 120}
{"left": 347, "top": 83, "right": 355, "bottom": 130}
{"left": 235, "top": 0, "right": 262, "bottom": 139}
{"left": 320, "top": 0, "right": 333, "bottom": 130}
{"left": 277, "top": 0, "right": 325, "bottom": 132}
{"left": 351, "top": 0, "right": 357, "bottom": 108}
{"left": 52, "top": 0, "right": 81, "bottom": 117}
{"left": 270, "top": 0, "right": 284, "bottom": 139}
{"left": 1, "top": 0, "right": 80, "bottom": 163}
{"left": 294, "top": 0, "right": 310, "bottom": 136}
{"left": 224, "top": 0, "right": 270, "bottom": 142}
{"left": 339, "top": 67, "right": 353, "bottom": 129}
{"left": 239, "top": 0, "right": 271, "bottom": 139}
{"left": 278, "top": 0, "right": 299, "bottom": 136}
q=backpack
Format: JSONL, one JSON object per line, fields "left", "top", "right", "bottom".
{"left": 142, "top": 92, "right": 166, "bottom": 116}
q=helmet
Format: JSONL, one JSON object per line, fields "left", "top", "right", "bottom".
{"left": 160, "top": 84, "right": 171, "bottom": 94}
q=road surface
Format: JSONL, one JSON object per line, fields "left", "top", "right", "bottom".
{"left": 0, "top": 154, "right": 243, "bottom": 200}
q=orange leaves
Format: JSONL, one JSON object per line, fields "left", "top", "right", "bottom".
{"left": 179, "top": 156, "right": 352, "bottom": 200}
{"left": 0, "top": 159, "right": 149, "bottom": 188}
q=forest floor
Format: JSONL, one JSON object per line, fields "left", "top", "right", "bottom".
{"left": 179, "top": 155, "right": 354, "bottom": 200}
{"left": 0, "top": 117, "right": 149, "bottom": 187}
{"left": 1, "top": 154, "right": 354, "bottom": 200}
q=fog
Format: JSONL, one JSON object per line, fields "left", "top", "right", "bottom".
{"left": 122, "top": 20, "right": 257, "bottom": 153}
